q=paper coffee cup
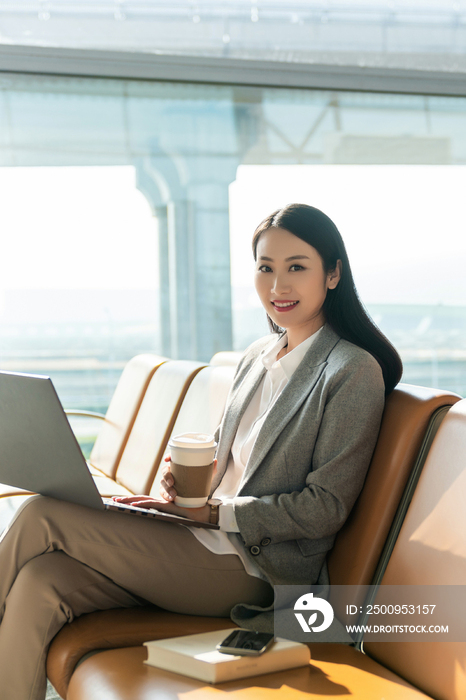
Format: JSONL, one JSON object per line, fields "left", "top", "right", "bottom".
{"left": 168, "top": 433, "right": 217, "bottom": 508}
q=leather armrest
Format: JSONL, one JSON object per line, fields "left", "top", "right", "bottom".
{"left": 65, "top": 410, "right": 106, "bottom": 420}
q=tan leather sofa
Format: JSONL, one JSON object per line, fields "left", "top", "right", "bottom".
{"left": 0, "top": 353, "right": 462, "bottom": 698}
{"left": 64, "top": 395, "right": 466, "bottom": 700}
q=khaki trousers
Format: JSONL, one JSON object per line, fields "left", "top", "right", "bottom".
{"left": 0, "top": 495, "right": 273, "bottom": 700}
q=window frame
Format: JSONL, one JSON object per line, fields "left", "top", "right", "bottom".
{"left": 0, "top": 44, "right": 465, "bottom": 98}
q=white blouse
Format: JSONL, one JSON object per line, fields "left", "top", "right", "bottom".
{"left": 185, "top": 327, "right": 322, "bottom": 579}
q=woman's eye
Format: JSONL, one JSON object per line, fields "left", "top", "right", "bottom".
{"left": 290, "top": 264, "right": 304, "bottom": 271}
{"left": 258, "top": 265, "right": 272, "bottom": 272}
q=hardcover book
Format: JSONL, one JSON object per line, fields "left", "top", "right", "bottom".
{"left": 143, "top": 628, "right": 310, "bottom": 684}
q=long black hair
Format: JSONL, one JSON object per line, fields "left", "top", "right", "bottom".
{"left": 252, "top": 203, "right": 402, "bottom": 395}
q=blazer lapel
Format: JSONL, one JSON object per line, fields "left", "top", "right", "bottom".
{"left": 238, "top": 324, "right": 341, "bottom": 490}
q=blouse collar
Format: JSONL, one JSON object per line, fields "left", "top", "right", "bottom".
{"left": 261, "top": 325, "right": 324, "bottom": 380}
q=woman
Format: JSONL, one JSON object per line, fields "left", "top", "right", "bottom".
{"left": 0, "top": 203, "right": 401, "bottom": 700}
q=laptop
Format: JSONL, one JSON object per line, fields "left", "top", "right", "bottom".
{"left": 0, "top": 370, "right": 218, "bottom": 529}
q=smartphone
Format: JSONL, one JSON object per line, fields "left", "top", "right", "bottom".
{"left": 216, "top": 629, "right": 275, "bottom": 656}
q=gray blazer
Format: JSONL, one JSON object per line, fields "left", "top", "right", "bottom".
{"left": 211, "top": 324, "right": 385, "bottom": 627}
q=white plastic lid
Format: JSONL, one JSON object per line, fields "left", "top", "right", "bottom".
{"left": 169, "top": 432, "right": 216, "bottom": 449}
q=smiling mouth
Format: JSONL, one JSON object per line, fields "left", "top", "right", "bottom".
{"left": 272, "top": 301, "right": 299, "bottom": 311}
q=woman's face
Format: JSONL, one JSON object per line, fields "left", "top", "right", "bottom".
{"left": 254, "top": 227, "right": 341, "bottom": 341}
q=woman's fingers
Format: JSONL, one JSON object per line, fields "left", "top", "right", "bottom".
{"left": 159, "top": 460, "right": 176, "bottom": 501}
{"left": 161, "top": 469, "right": 174, "bottom": 485}
{"left": 113, "top": 495, "right": 173, "bottom": 511}
{"left": 158, "top": 457, "right": 217, "bottom": 501}
{"left": 112, "top": 495, "right": 159, "bottom": 509}
{"left": 112, "top": 494, "right": 209, "bottom": 521}
{"left": 160, "top": 478, "right": 176, "bottom": 501}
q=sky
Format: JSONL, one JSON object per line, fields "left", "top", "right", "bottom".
{"left": 0, "top": 166, "right": 158, "bottom": 291}
{"left": 1, "top": 163, "right": 465, "bottom": 316}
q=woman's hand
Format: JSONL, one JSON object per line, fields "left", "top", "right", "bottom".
{"left": 159, "top": 455, "right": 218, "bottom": 504}
{"left": 159, "top": 455, "right": 176, "bottom": 502}
{"left": 112, "top": 454, "right": 219, "bottom": 524}
{"left": 111, "top": 494, "right": 211, "bottom": 523}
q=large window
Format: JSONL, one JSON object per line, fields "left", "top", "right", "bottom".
{"left": 0, "top": 165, "right": 158, "bottom": 412}
{"left": 1, "top": 73, "right": 465, "bottom": 410}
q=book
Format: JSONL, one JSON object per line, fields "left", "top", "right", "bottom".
{"left": 143, "top": 628, "right": 310, "bottom": 684}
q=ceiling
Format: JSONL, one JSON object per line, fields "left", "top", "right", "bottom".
{"left": 0, "top": 1, "right": 465, "bottom": 73}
